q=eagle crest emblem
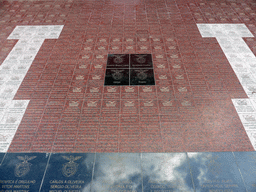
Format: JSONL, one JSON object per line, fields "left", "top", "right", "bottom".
{"left": 111, "top": 70, "right": 124, "bottom": 80}
{"left": 135, "top": 70, "right": 148, "bottom": 80}
{"left": 62, "top": 156, "right": 82, "bottom": 177}
{"left": 135, "top": 55, "right": 147, "bottom": 63}
{"left": 15, "top": 155, "right": 36, "bottom": 177}
{"left": 113, "top": 54, "right": 125, "bottom": 64}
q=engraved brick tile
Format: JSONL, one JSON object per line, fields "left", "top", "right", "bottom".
{"left": 3, "top": 0, "right": 256, "bottom": 154}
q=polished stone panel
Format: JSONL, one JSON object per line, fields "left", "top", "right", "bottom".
{"left": 104, "top": 69, "right": 129, "bottom": 86}
{"left": 130, "top": 54, "right": 153, "bottom": 68}
{"left": 105, "top": 54, "right": 155, "bottom": 86}
{"left": 107, "top": 54, "right": 129, "bottom": 69}
{"left": 188, "top": 152, "right": 247, "bottom": 192}
{"left": 130, "top": 69, "right": 155, "bottom": 85}
{"left": 91, "top": 153, "right": 142, "bottom": 192}
{"left": 0, "top": 153, "right": 5, "bottom": 165}
{"left": 40, "top": 153, "right": 94, "bottom": 192}
{"left": 234, "top": 152, "right": 256, "bottom": 192}
{"left": 0, "top": 153, "right": 49, "bottom": 191}
{"left": 141, "top": 153, "right": 195, "bottom": 192}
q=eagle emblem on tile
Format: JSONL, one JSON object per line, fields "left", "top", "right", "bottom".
{"left": 135, "top": 54, "right": 147, "bottom": 63}
{"left": 143, "top": 87, "right": 152, "bottom": 92}
{"left": 90, "top": 87, "right": 99, "bottom": 93}
{"left": 113, "top": 54, "right": 126, "bottom": 64}
{"left": 160, "top": 87, "right": 169, "bottom": 92}
{"left": 125, "top": 87, "right": 134, "bottom": 92}
{"left": 111, "top": 70, "right": 124, "bottom": 80}
{"left": 135, "top": 70, "right": 148, "bottom": 80}
{"left": 125, "top": 101, "right": 135, "bottom": 107}
{"left": 15, "top": 155, "right": 36, "bottom": 177}
{"left": 62, "top": 155, "right": 82, "bottom": 177}
{"left": 107, "top": 87, "right": 117, "bottom": 92}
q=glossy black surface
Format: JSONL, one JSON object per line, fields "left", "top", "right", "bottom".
{"left": 0, "top": 153, "right": 49, "bottom": 191}
{"left": 130, "top": 54, "right": 153, "bottom": 68}
{"left": 188, "top": 152, "right": 247, "bottom": 192}
{"left": 234, "top": 152, "right": 256, "bottom": 192}
{"left": 104, "top": 68, "right": 129, "bottom": 85}
{"left": 91, "top": 153, "right": 142, "bottom": 192}
{"left": 40, "top": 153, "right": 94, "bottom": 192}
{"left": 107, "top": 54, "right": 130, "bottom": 68}
{"left": 104, "top": 54, "right": 155, "bottom": 86}
{"left": 142, "top": 153, "right": 195, "bottom": 192}
{"left": 130, "top": 69, "right": 155, "bottom": 85}
{"left": 0, "top": 153, "right": 5, "bottom": 165}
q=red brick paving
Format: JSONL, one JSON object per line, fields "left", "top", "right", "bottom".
{"left": 1, "top": 0, "right": 256, "bottom": 153}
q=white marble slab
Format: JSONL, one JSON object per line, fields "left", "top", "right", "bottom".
{"left": 0, "top": 25, "right": 64, "bottom": 152}
{"left": 197, "top": 23, "right": 256, "bottom": 150}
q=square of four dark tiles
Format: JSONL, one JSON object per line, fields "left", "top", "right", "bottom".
{"left": 104, "top": 54, "right": 155, "bottom": 86}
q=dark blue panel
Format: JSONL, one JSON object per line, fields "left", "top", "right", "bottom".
{"left": 130, "top": 54, "right": 153, "bottom": 68}
{"left": 188, "top": 152, "right": 247, "bottom": 192}
{"left": 234, "top": 151, "right": 256, "bottom": 192}
{"left": 107, "top": 54, "right": 129, "bottom": 69}
{"left": 0, "top": 153, "right": 49, "bottom": 191}
{"left": 141, "top": 153, "right": 195, "bottom": 192}
{"left": 91, "top": 153, "right": 142, "bottom": 192}
{"left": 130, "top": 69, "right": 155, "bottom": 85}
{"left": 0, "top": 152, "right": 5, "bottom": 165}
{"left": 104, "top": 69, "right": 129, "bottom": 86}
{"left": 40, "top": 153, "right": 94, "bottom": 192}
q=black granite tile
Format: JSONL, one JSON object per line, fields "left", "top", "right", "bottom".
{"left": 107, "top": 54, "right": 129, "bottom": 69}
{"left": 91, "top": 153, "right": 142, "bottom": 192}
{"left": 187, "top": 152, "right": 247, "bottom": 192}
{"left": 141, "top": 153, "right": 195, "bottom": 192}
{"left": 234, "top": 151, "right": 256, "bottom": 192}
{"left": 0, "top": 153, "right": 5, "bottom": 165}
{"left": 104, "top": 69, "right": 129, "bottom": 86}
{"left": 130, "top": 69, "right": 155, "bottom": 85}
{"left": 130, "top": 54, "right": 153, "bottom": 68}
{"left": 0, "top": 153, "right": 49, "bottom": 191}
{"left": 40, "top": 153, "right": 94, "bottom": 192}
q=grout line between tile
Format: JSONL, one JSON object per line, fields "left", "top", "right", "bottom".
{"left": 38, "top": 152, "right": 52, "bottom": 192}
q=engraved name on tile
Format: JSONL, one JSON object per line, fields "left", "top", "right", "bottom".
{"left": 188, "top": 152, "right": 247, "bottom": 192}
{"left": 0, "top": 153, "right": 49, "bottom": 191}
{"left": 197, "top": 24, "right": 256, "bottom": 150}
{"left": 40, "top": 153, "right": 94, "bottom": 192}
{"left": 0, "top": 25, "right": 63, "bottom": 152}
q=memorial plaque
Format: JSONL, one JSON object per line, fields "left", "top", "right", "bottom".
{"left": 130, "top": 69, "right": 155, "bottom": 85}
{"left": 103, "top": 86, "right": 120, "bottom": 99}
{"left": 91, "top": 153, "right": 142, "bottom": 192}
{"left": 141, "top": 153, "right": 195, "bottom": 192}
{"left": 85, "top": 84, "right": 103, "bottom": 99}
{"left": 121, "top": 86, "right": 138, "bottom": 99}
{"left": 130, "top": 54, "right": 153, "bottom": 68}
{"left": 107, "top": 54, "right": 129, "bottom": 68}
{"left": 0, "top": 153, "right": 49, "bottom": 191}
{"left": 0, "top": 153, "right": 5, "bottom": 165}
{"left": 104, "top": 54, "right": 155, "bottom": 86}
{"left": 139, "top": 86, "right": 157, "bottom": 99}
{"left": 121, "top": 100, "right": 138, "bottom": 114}
{"left": 40, "top": 153, "right": 94, "bottom": 192}
{"left": 233, "top": 151, "right": 256, "bottom": 192}
{"left": 104, "top": 69, "right": 129, "bottom": 86}
{"left": 188, "top": 152, "right": 247, "bottom": 192}
{"left": 101, "top": 100, "right": 120, "bottom": 114}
